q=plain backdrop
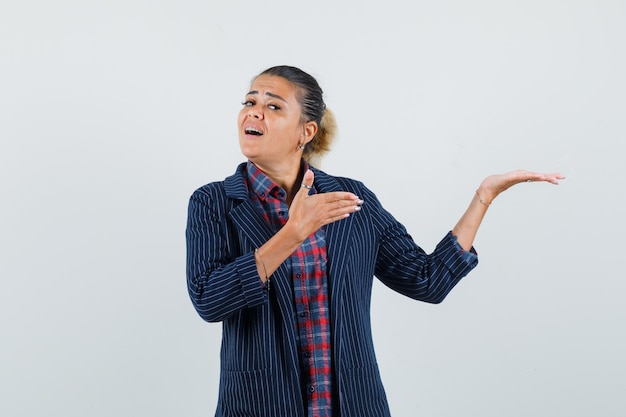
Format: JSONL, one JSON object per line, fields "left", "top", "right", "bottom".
{"left": 1, "top": 1, "right": 624, "bottom": 416}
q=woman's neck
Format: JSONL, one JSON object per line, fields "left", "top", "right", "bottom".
{"left": 251, "top": 159, "right": 305, "bottom": 205}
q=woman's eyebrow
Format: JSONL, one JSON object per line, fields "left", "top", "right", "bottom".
{"left": 246, "top": 90, "right": 287, "bottom": 103}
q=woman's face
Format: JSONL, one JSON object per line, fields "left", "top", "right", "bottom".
{"left": 238, "top": 75, "right": 315, "bottom": 171}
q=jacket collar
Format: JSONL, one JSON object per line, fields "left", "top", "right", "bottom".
{"left": 223, "top": 161, "right": 344, "bottom": 196}
{"left": 223, "top": 162, "right": 250, "bottom": 201}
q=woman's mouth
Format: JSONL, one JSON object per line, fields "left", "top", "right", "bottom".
{"left": 245, "top": 127, "right": 263, "bottom": 136}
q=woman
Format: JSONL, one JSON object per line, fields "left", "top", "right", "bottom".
{"left": 186, "top": 65, "right": 564, "bottom": 417}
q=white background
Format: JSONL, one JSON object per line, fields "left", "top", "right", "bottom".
{"left": 1, "top": 1, "right": 624, "bottom": 416}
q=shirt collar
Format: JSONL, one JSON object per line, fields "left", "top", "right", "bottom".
{"left": 245, "top": 160, "right": 312, "bottom": 202}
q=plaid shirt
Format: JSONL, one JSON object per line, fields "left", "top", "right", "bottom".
{"left": 246, "top": 161, "right": 333, "bottom": 417}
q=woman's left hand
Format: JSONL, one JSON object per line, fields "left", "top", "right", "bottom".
{"left": 477, "top": 170, "right": 565, "bottom": 205}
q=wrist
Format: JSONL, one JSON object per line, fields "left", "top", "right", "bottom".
{"left": 475, "top": 187, "right": 495, "bottom": 206}
{"left": 284, "top": 219, "right": 310, "bottom": 244}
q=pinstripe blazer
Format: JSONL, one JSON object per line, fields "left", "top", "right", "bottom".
{"left": 186, "top": 163, "right": 478, "bottom": 417}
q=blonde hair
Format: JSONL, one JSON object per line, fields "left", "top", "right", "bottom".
{"left": 303, "top": 108, "right": 336, "bottom": 167}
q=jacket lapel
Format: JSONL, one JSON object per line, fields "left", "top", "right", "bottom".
{"left": 224, "top": 163, "right": 301, "bottom": 373}
{"left": 312, "top": 169, "right": 355, "bottom": 325}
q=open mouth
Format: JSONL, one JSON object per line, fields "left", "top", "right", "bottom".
{"left": 245, "top": 127, "right": 263, "bottom": 136}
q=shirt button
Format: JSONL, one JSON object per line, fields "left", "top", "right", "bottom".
{"left": 299, "top": 311, "right": 308, "bottom": 318}
{"left": 279, "top": 211, "right": 284, "bottom": 216}
{"left": 309, "top": 385, "right": 315, "bottom": 393}
{"left": 303, "top": 351, "right": 311, "bottom": 358}
{"left": 296, "top": 273, "right": 301, "bottom": 278}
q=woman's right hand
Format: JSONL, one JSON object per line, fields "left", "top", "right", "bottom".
{"left": 287, "top": 169, "right": 363, "bottom": 242}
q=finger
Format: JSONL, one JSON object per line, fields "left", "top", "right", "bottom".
{"left": 325, "top": 199, "right": 364, "bottom": 219}
{"left": 302, "top": 169, "right": 314, "bottom": 188}
{"left": 321, "top": 212, "right": 352, "bottom": 226}
{"left": 333, "top": 197, "right": 364, "bottom": 210}
{"left": 551, "top": 173, "right": 566, "bottom": 180}
{"left": 525, "top": 172, "right": 565, "bottom": 185}
{"left": 317, "top": 191, "right": 361, "bottom": 203}
{"left": 547, "top": 173, "right": 565, "bottom": 184}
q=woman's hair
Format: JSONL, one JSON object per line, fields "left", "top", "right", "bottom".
{"left": 257, "top": 65, "right": 337, "bottom": 164}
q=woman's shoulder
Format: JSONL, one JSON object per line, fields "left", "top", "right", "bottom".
{"left": 312, "top": 167, "right": 374, "bottom": 197}
{"left": 190, "top": 163, "right": 247, "bottom": 200}
{"left": 191, "top": 180, "right": 225, "bottom": 197}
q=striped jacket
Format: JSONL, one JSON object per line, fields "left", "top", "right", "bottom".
{"left": 186, "top": 163, "right": 478, "bottom": 417}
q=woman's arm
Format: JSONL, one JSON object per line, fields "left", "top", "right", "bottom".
{"left": 452, "top": 170, "right": 565, "bottom": 250}
{"left": 186, "top": 189, "right": 268, "bottom": 322}
{"left": 254, "top": 169, "right": 362, "bottom": 283}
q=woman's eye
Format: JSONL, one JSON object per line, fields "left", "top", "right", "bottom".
{"left": 241, "top": 100, "right": 280, "bottom": 110}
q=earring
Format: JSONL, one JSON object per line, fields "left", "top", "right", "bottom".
{"left": 297, "top": 143, "right": 305, "bottom": 150}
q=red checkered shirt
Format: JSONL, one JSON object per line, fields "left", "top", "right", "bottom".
{"left": 246, "top": 161, "right": 333, "bottom": 417}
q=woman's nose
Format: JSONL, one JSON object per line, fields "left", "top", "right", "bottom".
{"left": 248, "top": 105, "right": 263, "bottom": 119}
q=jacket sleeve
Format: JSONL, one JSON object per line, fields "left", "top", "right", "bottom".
{"left": 185, "top": 186, "right": 267, "bottom": 322}
{"left": 362, "top": 184, "right": 478, "bottom": 304}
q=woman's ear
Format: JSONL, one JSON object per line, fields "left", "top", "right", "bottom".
{"left": 302, "top": 121, "right": 318, "bottom": 144}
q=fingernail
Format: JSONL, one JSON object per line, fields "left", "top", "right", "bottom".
{"left": 357, "top": 199, "right": 364, "bottom": 205}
